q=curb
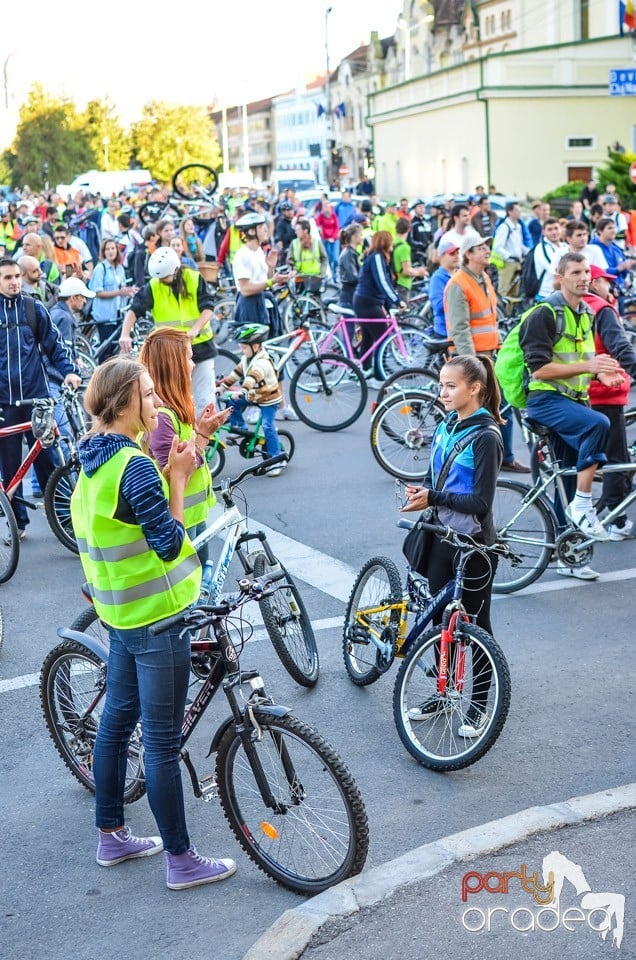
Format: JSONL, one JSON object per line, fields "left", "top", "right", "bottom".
{"left": 242, "top": 782, "right": 636, "bottom": 960}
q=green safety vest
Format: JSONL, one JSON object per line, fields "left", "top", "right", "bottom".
{"left": 159, "top": 407, "right": 216, "bottom": 526}
{"left": 149, "top": 269, "right": 213, "bottom": 345}
{"left": 528, "top": 303, "right": 596, "bottom": 402}
{"left": 372, "top": 213, "right": 397, "bottom": 239}
{"left": 228, "top": 226, "right": 243, "bottom": 262}
{"left": 71, "top": 445, "right": 201, "bottom": 629}
{"left": 290, "top": 238, "right": 321, "bottom": 275}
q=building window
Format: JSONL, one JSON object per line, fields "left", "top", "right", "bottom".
{"left": 567, "top": 136, "right": 594, "bottom": 149}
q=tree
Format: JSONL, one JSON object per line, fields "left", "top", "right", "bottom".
{"left": 82, "top": 99, "right": 132, "bottom": 171}
{"left": 8, "top": 85, "right": 95, "bottom": 191}
{"left": 596, "top": 150, "right": 636, "bottom": 208}
{"left": 130, "top": 102, "right": 221, "bottom": 182}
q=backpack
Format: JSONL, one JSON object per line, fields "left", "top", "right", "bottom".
{"left": 519, "top": 242, "right": 548, "bottom": 300}
{"left": 494, "top": 302, "right": 565, "bottom": 409}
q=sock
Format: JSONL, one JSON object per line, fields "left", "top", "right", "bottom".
{"left": 571, "top": 491, "right": 592, "bottom": 512}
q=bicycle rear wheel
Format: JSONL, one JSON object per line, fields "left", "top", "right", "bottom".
{"left": 172, "top": 163, "right": 218, "bottom": 200}
{"left": 373, "top": 366, "right": 440, "bottom": 408}
{"left": 215, "top": 347, "right": 239, "bottom": 381}
{"left": 40, "top": 639, "right": 145, "bottom": 803}
{"left": 44, "top": 457, "right": 80, "bottom": 554}
{"left": 289, "top": 353, "right": 367, "bottom": 431}
{"left": 216, "top": 711, "right": 368, "bottom": 893}
{"left": 0, "top": 488, "right": 19, "bottom": 583}
{"left": 343, "top": 557, "right": 403, "bottom": 686}
{"left": 253, "top": 554, "right": 318, "bottom": 686}
{"left": 393, "top": 622, "right": 511, "bottom": 771}
{"left": 376, "top": 325, "right": 431, "bottom": 379}
{"left": 370, "top": 390, "right": 445, "bottom": 481}
{"left": 493, "top": 479, "right": 556, "bottom": 593}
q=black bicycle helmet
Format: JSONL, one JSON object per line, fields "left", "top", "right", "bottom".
{"left": 235, "top": 323, "right": 270, "bottom": 345}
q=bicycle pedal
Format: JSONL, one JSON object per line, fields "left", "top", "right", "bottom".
{"left": 199, "top": 775, "right": 218, "bottom": 801}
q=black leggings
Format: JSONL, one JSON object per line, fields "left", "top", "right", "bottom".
{"left": 352, "top": 295, "right": 387, "bottom": 376}
{"left": 426, "top": 536, "right": 497, "bottom": 711}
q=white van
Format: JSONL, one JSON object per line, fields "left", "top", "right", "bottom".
{"left": 270, "top": 169, "right": 317, "bottom": 196}
{"left": 57, "top": 169, "right": 153, "bottom": 198}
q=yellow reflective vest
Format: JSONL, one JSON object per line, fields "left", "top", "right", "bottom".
{"left": 149, "top": 269, "right": 213, "bottom": 345}
{"left": 159, "top": 406, "right": 216, "bottom": 526}
{"left": 71, "top": 445, "right": 201, "bottom": 629}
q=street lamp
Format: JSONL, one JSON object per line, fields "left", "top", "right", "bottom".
{"left": 398, "top": 2, "right": 435, "bottom": 82}
{"left": 102, "top": 136, "right": 110, "bottom": 169}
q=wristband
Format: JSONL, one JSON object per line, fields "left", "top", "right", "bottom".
{"left": 266, "top": 278, "right": 273, "bottom": 288}
{"left": 195, "top": 431, "right": 210, "bottom": 441}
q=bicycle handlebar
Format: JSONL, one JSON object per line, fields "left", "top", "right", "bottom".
{"left": 211, "top": 453, "right": 288, "bottom": 493}
{"left": 14, "top": 397, "right": 55, "bottom": 408}
{"left": 149, "top": 569, "right": 287, "bottom": 636}
{"left": 397, "top": 517, "right": 507, "bottom": 555}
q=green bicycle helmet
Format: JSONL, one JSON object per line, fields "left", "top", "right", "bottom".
{"left": 235, "top": 323, "right": 270, "bottom": 344}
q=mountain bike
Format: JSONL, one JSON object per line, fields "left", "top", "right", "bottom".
{"left": 343, "top": 520, "right": 511, "bottom": 772}
{"left": 493, "top": 414, "right": 636, "bottom": 593}
{"left": 67, "top": 457, "right": 319, "bottom": 687}
{"left": 40, "top": 569, "right": 367, "bottom": 894}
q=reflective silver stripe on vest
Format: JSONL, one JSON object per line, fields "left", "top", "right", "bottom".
{"left": 90, "top": 553, "right": 201, "bottom": 607}
{"left": 469, "top": 308, "right": 495, "bottom": 320}
{"left": 184, "top": 489, "right": 208, "bottom": 509}
{"left": 83, "top": 538, "right": 151, "bottom": 563}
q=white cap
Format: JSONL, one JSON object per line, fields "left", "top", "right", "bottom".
{"left": 58, "top": 277, "right": 95, "bottom": 298}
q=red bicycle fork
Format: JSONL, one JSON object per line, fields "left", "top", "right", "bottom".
{"left": 437, "top": 610, "right": 469, "bottom": 695}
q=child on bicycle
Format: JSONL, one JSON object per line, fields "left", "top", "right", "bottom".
{"left": 218, "top": 324, "right": 285, "bottom": 477}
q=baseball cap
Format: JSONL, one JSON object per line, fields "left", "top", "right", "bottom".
{"left": 58, "top": 277, "right": 95, "bottom": 298}
{"left": 589, "top": 265, "right": 614, "bottom": 282}
{"left": 460, "top": 234, "right": 492, "bottom": 258}
{"left": 437, "top": 237, "right": 460, "bottom": 256}
{"left": 22, "top": 215, "right": 40, "bottom": 225}
{"left": 602, "top": 194, "right": 617, "bottom": 204}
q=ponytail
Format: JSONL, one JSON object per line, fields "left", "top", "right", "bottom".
{"left": 444, "top": 354, "right": 505, "bottom": 424}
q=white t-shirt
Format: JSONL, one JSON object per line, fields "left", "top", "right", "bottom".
{"left": 232, "top": 244, "right": 268, "bottom": 285}
{"left": 580, "top": 243, "right": 607, "bottom": 269}
{"left": 534, "top": 239, "right": 568, "bottom": 300}
{"left": 442, "top": 226, "right": 479, "bottom": 249}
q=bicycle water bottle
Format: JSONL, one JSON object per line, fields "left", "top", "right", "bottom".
{"left": 198, "top": 561, "right": 215, "bottom": 604}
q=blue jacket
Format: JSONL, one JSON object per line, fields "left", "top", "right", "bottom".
{"left": 428, "top": 266, "right": 452, "bottom": 337}
{"left": 353, "top": 252, "right": 400, "bottom": 308}
{"left": 0, "top": 293, "right": 78, "bottom": 405}
{"left": 590, "top": 238, "right": 628, "bottom": 285}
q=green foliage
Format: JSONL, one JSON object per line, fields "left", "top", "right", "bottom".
{"left": 130, "top": 103, "right": 221, "bottom": 182}
{"left": 596, "top": 150, "right": 636, "bottom": 208}
{"left": 543, "top": 180, "right": 586, "bottom": 203}
{"left": 81, "top": 99, "right": 132, "bottom": 171}
{"left": 9, "top": 85, "right": 95, "bottom": 190}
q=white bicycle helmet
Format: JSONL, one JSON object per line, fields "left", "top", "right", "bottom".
{"left": 236, "top": 212, "right": 266, "bottom": 232}
{"left": 148, "top": 246, "right": 181, "bottom": 279}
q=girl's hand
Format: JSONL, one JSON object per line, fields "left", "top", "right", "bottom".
{"left": 196, "top": 403, "right": 231, "bottom": 436}
{"left": 168, "top": 435, "right": 197, "bottom": 480}
{"left": 401, "top": 485, "right": 430, "bottom": 511}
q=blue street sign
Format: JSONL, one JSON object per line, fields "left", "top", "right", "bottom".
{"left": 609, "top": 68, "right": 636, "bottom": 95}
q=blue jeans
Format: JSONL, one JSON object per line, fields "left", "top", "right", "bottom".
{"left": 324, "top": 239, "right": 340, "bottom": 280}
{"left": 229, "top": 398, "right": 281, "bottom": 456}
{"left": 94, "top": 623, "right": 191, "bottom": 855}
{"left": 499, "top": 403, "right": 515, "bottom": 463}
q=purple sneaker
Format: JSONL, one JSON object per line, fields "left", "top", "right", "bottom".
{"left": 96, "top": 826, "right": 163, "bottom": 867}
{"left": 165, "top": 846, "right": 237, "bottom": 890}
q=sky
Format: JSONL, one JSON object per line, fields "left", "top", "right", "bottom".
{"left": 1, "top": 0, "right": 404, "bottom": 131}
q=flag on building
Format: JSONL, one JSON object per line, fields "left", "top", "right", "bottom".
{"left": 317, "top": 103, "right": 325, "bottom": 117}
{"left": 333, "top": 102, "right": 347, "bottom": 118}
{"left": 620, "top": 0, "right": 636, "bottom": 33}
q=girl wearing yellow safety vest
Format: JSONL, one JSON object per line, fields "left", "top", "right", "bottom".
{"left": 139, "top": 326, "right": 231, "bottom": 563}
{"left": 70, "top": 358, "right": 237, "bottom": 890}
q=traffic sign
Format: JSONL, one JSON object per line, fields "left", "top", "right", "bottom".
{"left": 630, "top": 161, "right": 636, "bottom": 185}
{"left": 609, "top": 68, "right": 636, "bottom": 96}
{"left": 339, "top": 164, "right": 350, "bottom": 178}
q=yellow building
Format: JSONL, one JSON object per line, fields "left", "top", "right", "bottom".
{"left": 368, "top": 0, "right": 636, "bottom": 197}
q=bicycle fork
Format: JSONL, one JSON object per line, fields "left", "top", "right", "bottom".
{"left": 437, "top": 610, "right": 469, "bottom": 696}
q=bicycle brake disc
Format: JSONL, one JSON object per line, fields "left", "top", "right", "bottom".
{"left": 555, "top": 530, "right": 594, "bottom": 567}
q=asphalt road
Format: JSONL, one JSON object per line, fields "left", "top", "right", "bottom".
{"left": 1, "top": 403, "right": 635, "bottom": 960}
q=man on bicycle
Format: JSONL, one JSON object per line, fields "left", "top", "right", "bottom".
{"left": 0, "top": 258, "right": 81, "bottom": 539}
{"left": 519, "top": 252, "right": 623, "bottom": 541}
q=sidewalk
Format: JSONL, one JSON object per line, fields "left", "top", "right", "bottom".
{"left": 242, "top": 783, "right": 636, "bottom": 960}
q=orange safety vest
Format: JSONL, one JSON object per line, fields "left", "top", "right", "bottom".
{"left": 443, "top": 267, "right": 499, "bottom": 352}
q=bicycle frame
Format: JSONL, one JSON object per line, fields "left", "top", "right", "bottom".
{"left": 320, "top": 314, "right": 408, "bottom": 366}
{"left": 0, "top": 418, "right": 63, "bottom": 502}
{"left": 262, "top": 323, "right": 318, "bottom": 373}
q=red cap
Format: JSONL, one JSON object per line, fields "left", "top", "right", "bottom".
{"left": 589, "top": 264, "right": 614, "bottom": 282}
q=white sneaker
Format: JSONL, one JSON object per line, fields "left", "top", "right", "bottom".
{"left": 607, "top": 519, "right": 633, "bottom": 541}
{"left": 457, "top": 709, "right": 488, "bottom": 739}
{"left": 565, "top": 502, "right": 610, "bottom": 542}
{"left": 267, "top": 467, "right": 283, "bottom": 477}
{"left": 556, "top": 561, "right": 599, "bottom": 581}
{"left": 275, "top": 406, "right": 299, "bottom": 421}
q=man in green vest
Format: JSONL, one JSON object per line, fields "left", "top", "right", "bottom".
{"left": 119, "top": 246, "right": 217, "bottom": 416}
{"left": 519, "top": 251, "right": 623, "bottom": 542}
{"left": 286, "top": 219, "right": 328, "bottom": 288}
{"left": 372, "top": 201, "right": 399, "bottom": 239}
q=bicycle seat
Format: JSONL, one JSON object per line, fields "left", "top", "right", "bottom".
{"left": 523, "top": 417, "right": 552, "bottom": 438}
{"left": 328, "top": 304, "right": 356, "bottom": 318}
{"left": 420, "top": 334, "right": 452, "bottom": 353}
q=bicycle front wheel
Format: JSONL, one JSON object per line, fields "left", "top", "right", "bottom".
{"left": 393, "top": 622, "right": 511, "bottom": 771}
{"left": 172, "top": 163, "right": 219, "bottom": 200}
{"left": 343, "top": 557, "right": 403, "bottom": 686}
{"left": 493, "top": 479, "right": 556, "bottom": 594}
{"left": 0, "top": 488, "right": 19, "bottom": 583}
{"left": 216, "top": 711, "right": 368, "bottom": 893}
{"left": 44, "top": 457, "right": 80, "bottom": 554}
{"left": 376, "top": 325, "right": 431, "bottom": 379}
{"left": 40, "top": 639, "right": 146, "bottom": 803}
{"left": 373, "top": 366, "right": 440, "bottom": 408}
{"left": 253, "top": 555, "right": 318, "bottom": 686}
{"left": 370, "top": 390, "right": 445, "bottom": 481}
{"left": 289, "top": 353, "right": 367, "bottom": 431}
